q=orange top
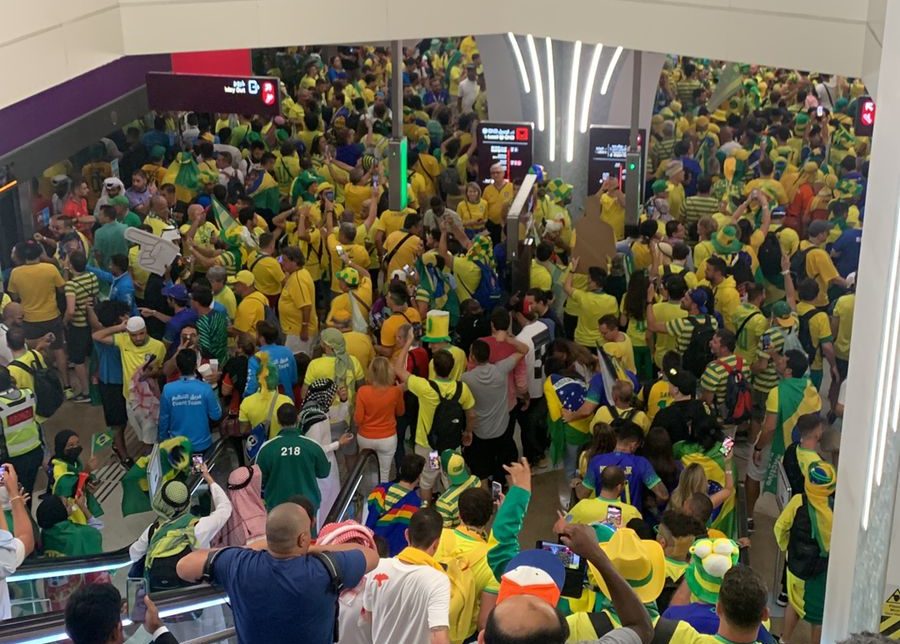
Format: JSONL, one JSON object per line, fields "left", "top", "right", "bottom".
{"left": 354, "top": 385, "right": 405, "bottom": 439}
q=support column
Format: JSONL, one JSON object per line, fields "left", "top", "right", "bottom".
{"left": 625, "top": 51, "right": 642, "bottom": 226}
{"left": 824, "top": 0, "right": 900, "bottom": 639}
{"left": 388, "top": 40, "right": 407, "bottom": 211}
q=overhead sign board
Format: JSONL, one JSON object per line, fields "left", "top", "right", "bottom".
{"left": 476, "top": 121, "right": 534, "bottom": 185}
{"left": 146, "top": 72, "right": 281, "bottom": 116}
{"left": 587, "top": 126, "right": 646, "bottom": 195}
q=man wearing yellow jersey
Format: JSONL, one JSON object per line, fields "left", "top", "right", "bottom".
{"left": 563, "top": 258, "right": 618, "bottom": 352}
{"left": 597, "top": 178, "right": 626, "bottom": 240}
{"left": 482, "top": 163, "right": 514, "bottom": 245}
{"left": 247, "top": 232, "right": 285, "bottom": 309}
{"left": 279, "top": 246, "right": 318, "bottom": 356}
{"left": 705, "top": 256, "right": 741, "bottom": 333}
{"left": 564, "top": 465, "right": 642, "bottom": 526}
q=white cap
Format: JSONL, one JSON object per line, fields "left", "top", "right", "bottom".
{"left": 390, "top": 269, "right": 408, "bottom": 282}
{"left": 126, "top": 316, "right": 146, "bottom": 333}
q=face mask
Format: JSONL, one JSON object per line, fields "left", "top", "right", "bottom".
{"left": 65, "top": 446, "right": 83, "bottom": 461}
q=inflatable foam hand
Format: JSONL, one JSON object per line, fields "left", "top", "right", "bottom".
{"left": 124, "top": 227, "right": 179, "bottom": 276}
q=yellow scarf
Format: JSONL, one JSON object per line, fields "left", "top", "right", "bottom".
{"left": 396, "top": 546, "right": 444, "bottom": 572}
{"left": 805, "top": 461, "right": 836, "bottom": 553}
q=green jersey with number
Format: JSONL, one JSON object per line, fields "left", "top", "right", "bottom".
{"left": 256, "top": 429, "right": 331, "bottom": 511}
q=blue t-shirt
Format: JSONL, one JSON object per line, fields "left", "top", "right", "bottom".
{"left": 663, "top": 602, "right": 775, "bottom": 643}
{"left": 245, "top": 345, "right": 299, "bottom": 395}
{"left": 831, "top": 228, "right": 862, "bottom": 277}
{"left": 164, "top": 308, "right": 200, "bottom": 346}
{"left": 158, "top": 377, "right": 222, "bottom": 451}
{"left": 584, "top": 451, "right": 661, "bottom": 509}
{"left": 211, "top": 548, "right": 367, "bottom": 644}
{"left": 94, "top": 342, "right": 123, "bottom": 385}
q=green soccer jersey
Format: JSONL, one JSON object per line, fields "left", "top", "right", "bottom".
{"left": 256, "top": 429, "right": 331, "bottom": 511}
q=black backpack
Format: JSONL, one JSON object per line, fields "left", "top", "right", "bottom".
{"left": 10, "top": 351, "right": 64, "bottom": 418}
{"left": 716, "top": 357, "right": 752, "bottom": 424}
{"left": 726, "top": 251, "right": 754, "bottom": 286}
{"left": 790, "top": 247, "right": 815, "bottom": 282}
{"left": 787, "top": 495, "right": 830, "bottom": 579}
{"left": 758, "top": 232, "right": 784, "bottom": 285}
{"left": 798, "top": 308, "right": 826, "bottom": 363}
{"left": 682, "top": 316, "right": 716, "bottom": 378}
{"left": 427, "top": 381, "right": 467, "bottom": 452}
{"left": 607, "top": 406, "right": 638, "bottom": 429}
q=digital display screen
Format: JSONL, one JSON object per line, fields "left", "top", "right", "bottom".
{"left": 855, "top": 97, "right": 876, "bottom": 137}
{"left": 540, "top": 541, "right": 582, "bottom": 570}
{"left": 477, "top": 121, "right": 534, "bottom": 185}
{"left": 146, "top": 72, "right": 282, "bottom": 116}
{"left": 587, "top": 126, "right": 646, "bottom": 195}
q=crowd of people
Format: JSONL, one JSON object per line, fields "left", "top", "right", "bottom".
{"left": 0, "top": 41, "right": 869, "bottom": 644}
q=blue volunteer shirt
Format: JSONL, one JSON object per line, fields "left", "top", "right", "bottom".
{"left": 94, "top": 342, "right": 123, "bottom": 385}
{"left": 831, "top": 228, "right": 862, "bottom": 277}
{"left": 663, "top": 603, "right": 775, "bottom": 643}
{"left": 157, "top": 376, "right": 221, "bottom": 451}
{"left": 211, "top": 547, "right": 367, "bottom": 644}
{"left": 584, "top": 451, "right": 662, "bottom": 510}
{"left": 245, "top": 344, "right": 299, "bottom": 395}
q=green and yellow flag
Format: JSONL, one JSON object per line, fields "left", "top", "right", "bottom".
{"left": 764, "top": 377, "right": 820, "bottom": 495}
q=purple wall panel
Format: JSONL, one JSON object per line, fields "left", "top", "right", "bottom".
{"left": 0, "top": 54, "right": 172, "bottom": 156}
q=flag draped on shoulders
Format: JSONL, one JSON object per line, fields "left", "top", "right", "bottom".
{"left": 764, "top": 377, "right": 819, "bottom": 495}
{"left": 365, "top": 482, "right": 422, "bottom": 555}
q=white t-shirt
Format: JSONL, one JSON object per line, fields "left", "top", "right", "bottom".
{"left": 458, "top": 79, "right": 479, "bottom": 114}
{"left": 362, "top": 558, "right": 450, "bottom": 644}
{"left": 517, "top": 320, "right": 551, "bottom": 399}
{"left": 0, "top": 531, "right": 26, "bottom": 620}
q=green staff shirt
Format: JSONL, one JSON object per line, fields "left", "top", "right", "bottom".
{"left": 256, "top": 429, "right": 330, "bottom": 511}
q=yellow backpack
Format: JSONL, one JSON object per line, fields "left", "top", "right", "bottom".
{"left": 435, "top": 534, "right": 490, "bottom": 644}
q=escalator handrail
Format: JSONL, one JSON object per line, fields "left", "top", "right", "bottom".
{"left": 9, "top": 437, "right": 231, "bottom": 582}
{"left": 0, "top": 584, "right": 229, "bottom": 643}
{"left": 1, "top": 447, "right": 379, "bottom": 640}
{"left": 324, "top": 448, "right": 379, "bottom": 524}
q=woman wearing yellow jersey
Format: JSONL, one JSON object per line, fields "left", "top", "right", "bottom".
{"left": 458, "top": 182, "right": 488, "bottom": 237}
{"left": 620, "top": 273, "right": 653, "bottom": 382}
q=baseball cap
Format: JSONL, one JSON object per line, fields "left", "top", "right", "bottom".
{"left": 125, "top": 316, "right": 146, "bottom": 333}
{"left": 108, "top": 194, "right": 129, "bottom": 207}
{"left": 440, "top": 450, "right": 470, "bottom": 485}
{"left": 807, "top": 220, "right": 832, "bottom": 238}
{"left": 771, "top": 301, "right": 795, "bottom": 327}
{"left": 227, "top": 270, "right": 255, "bottom": 287}
{"left": 667, "top": 368, "right": 697, "bottom": 396}
{"left": 497, "top": 550, "right": 566, "bottom": 607}
{"left": 162, "top": 283, "right": 190, "bottom": 303}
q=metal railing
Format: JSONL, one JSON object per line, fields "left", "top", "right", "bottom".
{"left": 0, "top": 448, "right": 378, "bottom": 642}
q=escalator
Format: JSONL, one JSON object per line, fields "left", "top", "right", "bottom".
{"left": 0, "top": 447, "right": 381, "bottom": 643}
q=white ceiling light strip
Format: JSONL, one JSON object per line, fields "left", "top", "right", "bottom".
{"left": 565, "top": 40, "right": 582, "bottom": 163}
{"left": 545, "top": 37, "right": 556, "bottom": 161}
{"left": 600, "top": 45, "right": 624, "bottom": 95}
{"left": 526, "top": 34, "right": 544, "bottom": 131}
{"left": 507, "top": 33, "right": 531, "bottom": 94}
{"left": 579, "top": 43, "right": 603, "bottom": 133}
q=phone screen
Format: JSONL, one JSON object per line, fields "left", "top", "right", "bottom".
{"left": 127, "top": 578, "right": 147, "bottom": 622}
{"left": 606, "top": 506, "right": 622, "bottom": 528}
{"left": 721, "top": 436, "right": 735, "bottom": 457}
{"left": 491, "top": 481, "right": 502, "bottom": 501}
{"left": 0, "top": 465, "right": 7, "bottom": 484}
{"left": 428, "top": 450, "right": 440, "bottom": 470}
{"left": 192, "top": 455, "right": 204, "bottom": 472}
{"left": 539, "top": 541, "right": 582, "bottom": 570}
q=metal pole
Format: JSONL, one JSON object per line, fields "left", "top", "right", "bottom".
{"left": 392, "top": 40, "right": 403, "bottom": 139}
{"left": 625, "top": 50, "right": 642, "bottom": 226}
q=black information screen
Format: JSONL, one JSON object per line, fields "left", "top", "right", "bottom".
{"left": 587, "top": 126, "right": 645, "bottom": 195}
{"left": 146, "top": 72, "right": 282, "bottom": 117}
{"left": 476, "top": 121, "right": 534, "bottom": 185}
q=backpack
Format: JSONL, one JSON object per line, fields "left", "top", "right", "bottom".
{"left": 758, "top": 232, "right": 784, "bottom": 285}
{"left": 716, "top": 357, "right": 752, "bottom": 424}
{"left": 682, "top": 316, "right": 716, "bottom": 378}
{"left": 798, "top": 307, "right": 826, "bottom": 364}
{"left": 427, "top": 381, "right": 467, "bottom": 452}
{"left": 145, "top": 514, "right": 200, "bottom": 591}
{"left": 780, "top": 324, "right": 806, "bottom": 355}
{"left": 606, "top": 406, "right": 638, "bottom": 429}
{"left": 435, "top": 531, "right": 489, "bottom": 642}
{"left": 726, "top": 251, "right": 754, "bottom": 286}
{"left": 466, "top": 260, "right": 502, "bottom": 311}
{"left": 439, "top": 164, "right": 462, "bottom": 198}
{"left": 790, "top": 247, "right": 815, "bottom": 282}
{"left": 787, "top": 495, "right": 830, "bottom": 579}
{"left": 10, "top": 351, "right": 64, "bottom": 418}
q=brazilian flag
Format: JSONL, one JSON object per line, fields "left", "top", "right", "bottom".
{"left": 674, "top": 440, "right": 737, "bottom": 540}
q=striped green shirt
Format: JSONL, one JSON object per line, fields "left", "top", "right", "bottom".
{"left": 676, "top": 79, "right": 702, "bottom": 107}
{"left": 682, "top": 195, "right": 719, "bottom": 226}
{"left": 435, "top": 474, "right": 482, "bottom": 528}
{"left": 650, "top": 139, "right": 677, "bottom": 175}
{"left": 64, "top": 272, "right": 99, "bottom": 327}
{"left": 752, "top": 327, "right": 786, "bottom": 394}
{"left": 700, "top": 354, "right": 752, "bottom": 411}
{"left": 665, "top": 314, "right": 719, "bottom": 354}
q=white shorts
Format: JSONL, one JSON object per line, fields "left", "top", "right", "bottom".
{"left": 747, "top": 443, "right": 772, "bottom": 482}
